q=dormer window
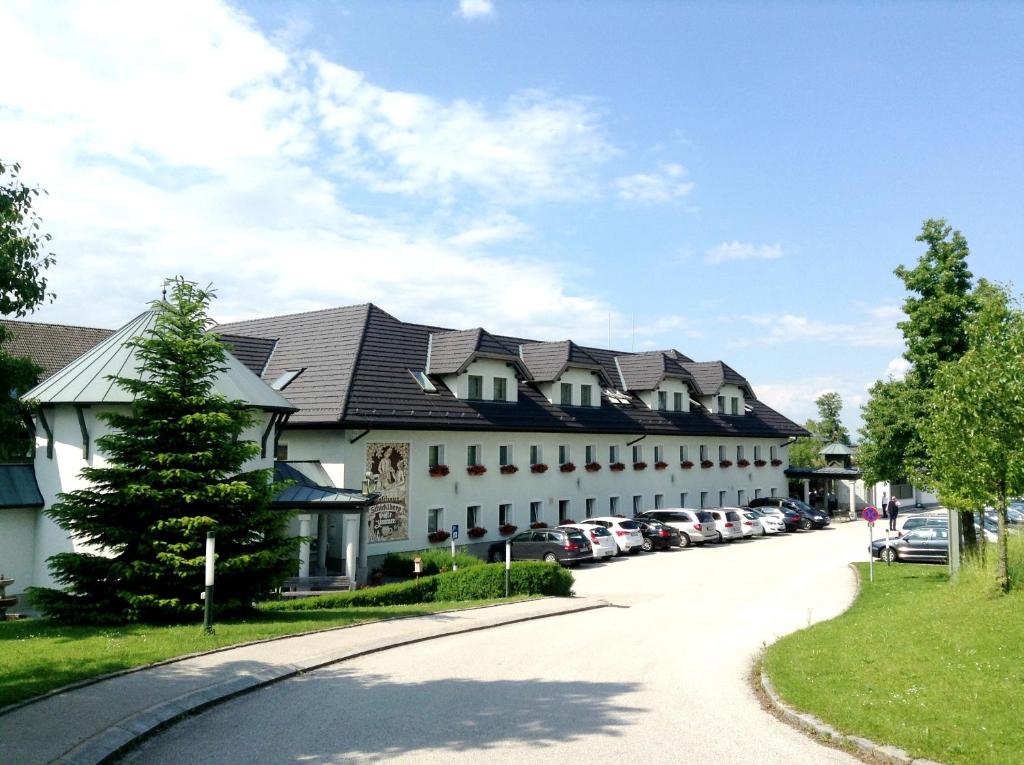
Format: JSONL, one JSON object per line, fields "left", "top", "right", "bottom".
{"left": 493, "top": 377, "right": 507, "bottom": 402}
{"left": 731, "top": 396, "right": 739, "bottom": 415}
{"left": 673, "top": 392, "right": 683, "bottom": 411}
{"left": 560, "top": 382, "right": 572, "bottom": 405}
{"left": 580, "top": 384, "right": 593, "bottom": 406}
{"left": 657, "top": 391, "right": 667, "bottom": 411}
{"left": 717, "top": 395, "right": 726, "bottom": 413}
{"left": 468, "top": 375, "right": 483, "bottom": 400}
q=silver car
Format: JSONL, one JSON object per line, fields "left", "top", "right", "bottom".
{"left": 707, "top": 508, "right": 744, "bottom": 542}
{"left": 635, "top": 508, "right": 716, "bottom": 548}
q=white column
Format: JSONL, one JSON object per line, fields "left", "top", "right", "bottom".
{"left": 847, "top": 481, "right": 857, "bottom": 520}
{"left": 356, "top": 508, "right": 370, "bottom": 585}
{"left": 344, "top": 515, "right": 359, "bottom": 579}
{"left": 802, "top": 479, "right": 810, "bottom": 503}
{"left": 297, "top": 514, "right": 311, "bottom": 578}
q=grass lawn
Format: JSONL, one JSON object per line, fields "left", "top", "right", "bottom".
{"left": 764, "top": 558, "right": 1024, "bottom": 765}
{"left": 0, "top": 596, "right": 531, "bottom": 709}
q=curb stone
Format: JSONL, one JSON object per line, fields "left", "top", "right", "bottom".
{"left": 40, "top": 598, "right": 606, "bottom": 765}
{"left": 758, "top": 563, "right": 947, "bottom": 765}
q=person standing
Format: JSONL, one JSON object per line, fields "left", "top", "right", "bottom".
{"left": 880, "top": 491, "right": 888, "bottom": 518}
{"left": 887, "top": 496, "right": 900, "bottom": 531}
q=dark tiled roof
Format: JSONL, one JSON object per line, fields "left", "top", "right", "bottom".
{"left": 614, "top": 351, "right": 696, "bottom": 392}
{"left": 215, "top": 333, "right": 278, "bottom": 376}
{"left": 0, "top": 464, "right": 44, "bottom": 508}
{"left": 0, "top": 320, "right": 113, "bottom": 382}
{"left": 426, "top": 328, "right": 524, "bottom": 376}
{"left": 681, "top": 360, "right": 753, "bottom": 397}
{"left": 519, "top": 340, "right": 610, "bottom": 385}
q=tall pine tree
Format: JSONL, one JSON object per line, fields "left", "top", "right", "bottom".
{"left": 31, "top": 278, "right": 296, "bottom": 624}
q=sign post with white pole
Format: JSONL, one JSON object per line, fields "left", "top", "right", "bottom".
{"left": 505, "top": 540, "right": 511, "bottom": 598}
{"left": 203, "top": 531, "right": 215, "bottom": 634}
{"left": 451, "top": 524, "right": 459, "bottom": 571}
{"left": 863, "top": 506, "right": 879, "bottom": 583}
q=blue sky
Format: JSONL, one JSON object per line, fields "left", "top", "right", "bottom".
{"left": 3, "top": 1, "right": 1021, "bottom": 430}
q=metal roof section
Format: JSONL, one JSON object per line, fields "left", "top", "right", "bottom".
{"left": 0, "top": 319, "right": 114, "bottom": 383}
{"left": 820, "top": 442, "right": 856, "bottom": 456}
{"left": 0, "top": 464, "right": 44, "bottom": 508}
{"left": 614, "top": 351, "right": 697, "bottom": 392}
{"left": 22, "top": 309, "right": 296, "bottom": 412}
{"left": 518, "top": 340, "right": 612, "bottom": 386}
{"left": 785, "top": 465, "right": 863, "bottom": 479}
{"left": 273, "top": 461, "right": 373, "bottom": 509}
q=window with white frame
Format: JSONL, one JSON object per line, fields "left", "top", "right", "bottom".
{"left": 731, "top": 396, "right": 739, "bottom": 415}
{"left": 580, "top": 384, "right": 593, "bottom": 407}
{"left": 559, "top": 444, "right": 570, "bottom": 465}
{"left": 428, "top": 507, "right": 443, "bottom": 534}
{"left": 770, "top": 445, "right": 778, "bottom": 460}
{"left": 680, "top": 492, "right": 688, "bottom": 506}
{"left": 609, "top": 496, "right": 619, "bottom": 514}
{"left": 467, "top": 444, "right": 481, "bottom": 466}
{"left": 499, "top": 444, "right": 513, "bottom": 466}
{"left": 680, "top": 444, "right": 688, "bottom": 462}
{"left": 754, "top": 488, "right": 762, "bottom": 498}
{"left": 654, "top": 445, "right": 664, "bottom": 463}
{"left": 429, "top": 444, "right": 445, "bottom": 467}
{"left": 700, "top": 444, "right": 708, "bottom": 461}
{"left": 493, "top": 377, "right": 507, "bottom": 402}
{"left": 736, "top": 445, "right": 744, "bottom": 461}
{"left": 719, "top": 490, "right": 727, "bottom": 506}
{"left": 673, "top": 391, "right": 683, "bottom": 411}
{"left": 754, "top": 445, "right": 762, "bottom": 461}
{"left": 632, "top": 444, "right": 643, "bottom": 463}
{"left": 717, "top": 395, "right": 726, "bottom": 413}
{"left": 560, "top": 382, "right": 572, "bottom": 405}
{"left": 499, "top": 503, "right": 512, "bottom": 526}
{"left": 530, "top": 501, "right": 542, "bottom": 524}
{"left": 700, "top": 491, "right": 708, "bottom": 509}
{"left": 654, "top": 493, "right": 664, "bottom": 509}
{"left": 770, "top": 487, "right": 777, "bottom": 497}
{"left": 585, "top": 444, "right": 596, "bottom": 464}
{"left": 609, "top": 445, "right": 620, "bottom": 463}
{"left": 718, "top": 445, "right": 726, "bottom": 461}
{"left": 468, "top": 375, "right": 483, "bottom": 400}
{"left": 558, "top": 499, "right": 571, "bottom": 521}
{"left": 633, "top": 494, "right": 643, "bottom": 514}
{"left": 585, "top": 497, "right": 596, "bottom": 518}
{"left": 657, "top": 391, "right": 668, "bottom": 410}
{"left": 737, "top": 489, "right": 745, "bottom": 505}
{"left": 467, "top": 505, "right": 480, "bottom": 528}
{"left": 530, "top": 444, "right": 542, "bottom": 465}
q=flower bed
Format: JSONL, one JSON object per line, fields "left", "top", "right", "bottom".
{"left": 559, "top": 462, "right": 576, "bottom": 473}
{"left": 654, "top": 461, "right": 669, "bottom": 470}
{"left": 530, "top": 521, "right": 549, "bottom": 529}
{"left": 700, "top": 460, "right": 714, "bottom": 469}
{"left": 719, "top": 459, "right": 733, "bottom": 468}
{"left": 754, "top": 459, "right": 767, "bottom": 467}
{"left": 771, "top": 459, "right": 783, "bottom": 466}
{"left": 584, "top": 462, "right": 602, "bottom": 472}
{"left": 499, "top": 523, "right": 518, "bottom": 535}
{"left": 530, "top": 463, "right": 549, "bottom": 474}
{"left": 680, "top": 460, "right": 694, "bottom": 469}
{"left": 500, "top": 464, "right": 519, "bottom": 475}
{"left": 466, "top": 464, "right": 487, "bottom": 476}
{"left": 467, "top": 526, "right": 487, "bottom": 538}
{"left": 428, "top": 464, "right": 450, "bottom": 477}
{"left": 427, "top": 530, "right": 450, "bottom": 543}
{"left": 609, "top": 462, "right": 626, "bottom": 472}
{"left": 737, "top": 459, "right": 751, "bottom": 467}
{"left": 633, "top": 461, "right": 648, "bottom": 471}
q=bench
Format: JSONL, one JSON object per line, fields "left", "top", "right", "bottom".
{"left": 280, "top": 575, "right": 354, "bottom": 598}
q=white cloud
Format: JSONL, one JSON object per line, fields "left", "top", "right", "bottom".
{"left": 446, "top": 212, "right": 530, "bottom": 247}
{"left": 886, "top": 357, "right": 911, "bottom": 380}
{"left": 456, "top": 0, "right": 495, "bottom": 20}
{"left": 753, "top": 375, "right": 871, "bottom": 432}
{"left": 615, "top": 163, "right": 694, "bottom": 203}
{"left": 739, "top": 313, "right": 902, "bottom": 348}
{"left": 704, "top": 241, "right": 783, "bottom": 265}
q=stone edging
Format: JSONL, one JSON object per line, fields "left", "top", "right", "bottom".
{"left": 757, "top": 562, "right": 945, "bottom": 765}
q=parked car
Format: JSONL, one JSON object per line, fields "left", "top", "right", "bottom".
{"left": 748, "top": 503, "right": 799, "bottom": 532}
{"left": 633, "top": 518, "right": 681, "bottom": 551}
{"left": 559, "top": 523, "right": 617, "bottom": 560}
{"left": 749, "top": 497, "right": 829, "bottom": 529}
{"left": 731, "top": 507, "right": 762, "bottom": 538}
{"left": 747, "top": 508, "right": 784, "bottom": 535}
{"left": 635, "top": 509, "right": 716, "bottom": 548}
{"left": 707, "top": 509, "right": 744, "bottom": 542}
{"left": 487, "top": 528, "right": 592, "bottom": 566}
{"left": 871, "top": 527, "right": 949, "bottom": 564}
{"left": 900, "top": 515, "right": 949, "bottom": 534}
{"left": 586, "top": 516, "right": 645, "bottom": 554}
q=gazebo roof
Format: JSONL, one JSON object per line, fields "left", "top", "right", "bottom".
{"left": 820, "top": 442, "right": 856, "bottom": 456}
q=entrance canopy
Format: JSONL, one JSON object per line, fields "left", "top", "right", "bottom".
{"left": 273, "top": 461, "right": 374, "bottom": 511}
{"left": 785, "top": 466, "right": 862, "bottom": 481}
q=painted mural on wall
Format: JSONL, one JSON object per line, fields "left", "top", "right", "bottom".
{"left": 366, "top": 442, "right": 410, "bottom": 543}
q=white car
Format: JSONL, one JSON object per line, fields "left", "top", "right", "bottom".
{"left": 634, "top": 509, "right": 717, "bottom": 547}
{"left": 729, "top": 507, "right": 761, "bottom": 538}
{"left": 707, "top": 509, "right": 744, "bottom": 542}
{"left": 747, "top": 508, "right": 784, "bottom": 535}
{"left": 560, "top": 523, "right": 617, "bottom": 560}
{"left": 585, "top": 516, "right": 645, "bottom": 555}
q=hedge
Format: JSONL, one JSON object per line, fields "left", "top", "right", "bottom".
{"left": 269, "top": 561, "right": 573, "bottom": 610}
{"left": 380, "top": 548, "right": 485, "bottom": 577}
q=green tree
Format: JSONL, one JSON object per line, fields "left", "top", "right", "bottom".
{"left": 814, "top": 392, "right": 850, "bottom": 445}
{"left": 31, "top": 279, "right": 296, "bottom": 624}
{"left": 927, "top": 282, "right": 1024, "bottom": 592}
{"left": 0, "top": 159, "right": 56, "bottom": 459}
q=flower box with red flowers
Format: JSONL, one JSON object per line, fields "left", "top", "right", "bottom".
{"left": 754, "top": 459, "right": 767, "bottom": 467}
{"left": 633, "top": 461, "right": 648, "bottom": 471}
{"left": 584, "top": 462, "right": 602, "bottom": 472}
{"left": 466, "top": 464, "right": 487, "bottom": 476}
{"left": 654, "top": 461, "right": 669, "bottom": 470}
{"left": 680, "top": 460, "right": 695, "bottom": 469}
{"left": 771, "top": 459, "right": 783, "bottom": 466}
{"left": 427, "top": 530, "right": 450, "bottom": 543}
{"left": 428, "top": 464, "right": 450, "bottom": 477}
{"left": 700, "top": 460, "right": 714, "bottom": 469}
{"left": 559, "top": 462, "right": 576, "bottom": 473}
{"left": 499, "top": 523, "right": 518, "bottom": 535}
{"left": 609, "top": 462, "right": 626, "bottom": 472}
{"left": 719, "top": 459, "right": 733, "bottom": 468}
{"left": 530, "top": 521, "right": 549, "bottom": 529}
{"left": 530, "top": 463, "right": 549, "bottom": 474}
{"left": 500, "top": 464, "right": 519, "bottom": 475}
{"left": 737, "top": 459, "right": 751, "bottom": 468}
{"left": 467, "top": 526, "right": 487, "bottom": 539}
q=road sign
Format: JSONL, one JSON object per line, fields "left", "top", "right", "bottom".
{"left": 451, "top": 524, "right": 460, "bottom": 540}
{"left": 863, "top": 506, "right": 879, "bottom": 524}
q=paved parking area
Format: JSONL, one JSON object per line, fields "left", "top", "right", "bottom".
{"left": 122, "top": 521, "right": 869, "bottom": 764}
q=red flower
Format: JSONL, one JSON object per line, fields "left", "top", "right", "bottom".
{"left": 584, "top": 462, "right": 602, "bottom": 472}
{"left": 754, "top": 459, "right": 767, "bottom": 467}
{"left": 428, "top": 530, "right": 450, "bottom": 543}
{"left": 609, "top": 462, "right": 626, "bottom": 472}
{"left": 737, "top": 459, "right": 751, "bottom": 467}
{"left": 530, "top": 521, "right": 549, "bottom": 529}
{"left": 530, "top": 463, "right": 549, "bottom": 473}
{"left": 771, "top": 459, "right": 783, "bottom": 466}
{"left": 500, "top": 464, "right": 519, "bottom": 475}
{"left": 466, "top": 464, "right": 488, "bottom": 476}
{"left": 654, "top": 461, "right": 669, "bottom": 470}
{"left": 680, "top": 460, "right": 695, "bottom": 469}
{"left": 499, "top": 524, "right": 518, "bottom": 535}
{"left": 719, "top": 460, "right": 733, "bottom": 468}
{"left": 467, "top": 526, "right": 487, "bottom": 538}
{"left": 633, "top": 461, "right": 648, "bottom": 470}
{"left": 701, "top": 460, "right": 714, "bottom": 469}
{"left": 559, "top": 462, "right": 577, "bottom": 473}
{"left": 428, "top": 464, "right": 450, "bottom": 477}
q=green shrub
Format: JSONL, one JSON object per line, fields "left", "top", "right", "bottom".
{"left": 380, "top": 548, "right": 484, "bottom": 577}
{"left": 435, "top": 561, "right": 574, "bottom": 601}
{"left": 269, "top": 576, "right": 439, "bottom": 610}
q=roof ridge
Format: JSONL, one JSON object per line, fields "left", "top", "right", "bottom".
{"left": 337, "top": 304, "right": 375, "bottom": 423}
{"left": 0, "top": 317, "right": 114, "bottom": 333}
{"left": 216, "top": 303, "right": 373, "bottom": 327}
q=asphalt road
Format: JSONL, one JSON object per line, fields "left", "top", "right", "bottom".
{"left": 121, "top": 521, "right": 869, "bottom": 764}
